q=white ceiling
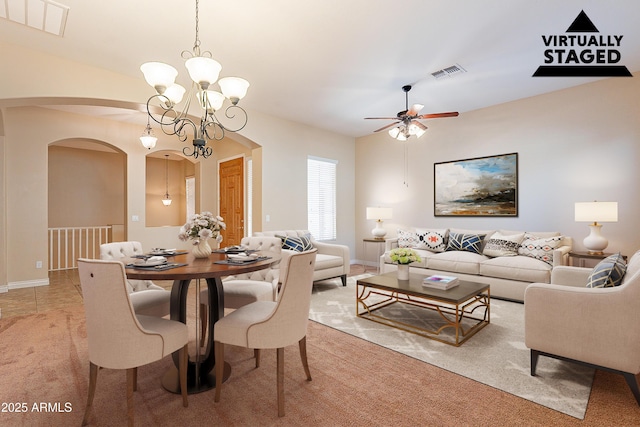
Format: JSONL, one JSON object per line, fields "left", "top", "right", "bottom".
{"left": 1, "top": 0, "right": 639, "bottom": 138}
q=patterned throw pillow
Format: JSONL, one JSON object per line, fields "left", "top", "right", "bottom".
{"left": 586, "top": 253, "right": 627, "bottom": 288}
{"left": 277, "top": 234, "right": 314, "bottom": 252}
{"left": 397, "top": 229, "right": 418, "bottom": 248}
{"left": 517, "top": 235, "right": 563, "bottom": 265}
{"left": 415, "top": 228, "right": 448, "bottom": 252}
{"left": 483, "top": 231, "right": 524, "bottom": 257}
{"left": 445, "top": 232, "right": 486, "bottom": 254}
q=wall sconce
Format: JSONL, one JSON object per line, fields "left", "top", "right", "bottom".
{"left": 575, "top": 201, "right": 618, "bottom": 254}
{"left": 162, "top": 154, "right": 172, "bottom": 206}
{"left": 366, "top": 207, "right": 392, "bottom": 239}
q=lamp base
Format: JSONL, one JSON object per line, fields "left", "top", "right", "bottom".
{"left": 371, "top": 220, "right": 387, "bottom": 239}
{"left": 583, "top": 223, "right": 608, "bottom": 255}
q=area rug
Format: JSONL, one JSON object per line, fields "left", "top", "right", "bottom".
{"left": 309, "top": 274, "right": 595, "bottom": 419}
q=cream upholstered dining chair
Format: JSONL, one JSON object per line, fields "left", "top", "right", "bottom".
{"left": 199, "top": 236, "right": 284, "bottom": 344}
{"left": 78, "top": 259, "right": 189, "bottom": 426}
{"left": 100, "top": 241, "right": 170, "bottom": 317}
{"left": 213, "top": 249, "right": 317, "bottom": 417}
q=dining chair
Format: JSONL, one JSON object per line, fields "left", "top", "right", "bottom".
{"left": 199, "top": 236, "right": 284, "bottom": 345}
{"left": 213, "top": 249, "right": 317, "bottom": 417}
{"left": 78, "top": 259, "right": 189, "bottom": 427}
{"left": 100, "top": 241, "right": 171, "bottom": 317}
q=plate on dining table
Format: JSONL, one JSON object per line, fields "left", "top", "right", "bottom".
{"left": 134, "top": 256, "right": 167, "bottom": 266}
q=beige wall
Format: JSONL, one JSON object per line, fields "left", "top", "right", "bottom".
{"left": 49, "top": 145, "right": 125, "bottom": 228}
{"left": 355, "top": 75, "right": 640, "bottom": 262}
{"left": 145, "top": 156, "right": 190, "bottom": 227}
{"left": 0, "top": 43, "right": 357, "bottom": 289}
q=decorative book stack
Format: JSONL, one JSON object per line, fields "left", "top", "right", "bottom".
{"left": 422, "top": 274, "right": 459, "bottom": 290}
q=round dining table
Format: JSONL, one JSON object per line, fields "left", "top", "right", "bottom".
{"left": 126, "top": 250, "right": 280, "bottom": 394}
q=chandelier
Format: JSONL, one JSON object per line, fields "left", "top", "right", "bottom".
{"left": 140, "top": 0, "right": 249, "bottom": 159}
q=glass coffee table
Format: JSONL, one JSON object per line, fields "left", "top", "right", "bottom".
{"left": 356, "top": 272, "right": 490, "bottom": 346}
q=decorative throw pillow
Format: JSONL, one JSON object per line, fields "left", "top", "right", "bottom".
{"left": 415, "top": 228, "right": 448, "bottom": 252}
{"left": 586, "top": 253, "right": 627, "bottom": 288}
{"left": 277, "top": 234, "right": 314, "bottom": 252}
{"left": 445, "top": 232, "right": 486, "bottom": 254}
{"left": 397, "top": 229, "right": 418, "bottom": 248}
{"left": 517, "top": 234, "right": 563, "bottom": 265}
{"left": 483, "top": 231, "right": 525, "bottom": 257}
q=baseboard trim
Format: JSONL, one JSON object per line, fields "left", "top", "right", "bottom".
{"left": 8, "top": 279, "right": 50, "bottom": 290}
{"left": 0, "top": 285, "right": 8, "bottom": 293}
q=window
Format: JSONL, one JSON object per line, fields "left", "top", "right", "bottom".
{"left": 307, "top": 156, "right": 337, "bottom": 240}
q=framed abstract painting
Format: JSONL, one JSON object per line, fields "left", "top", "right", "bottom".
{"left": 434, "top": 153, "right": 518, "bottom": 217}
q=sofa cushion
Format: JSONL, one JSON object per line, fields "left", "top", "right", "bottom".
{"left": 277, "top": 234, "right": 313, "bottom": 252}
{"left": 427, "top": 251, "right": 488, "bottom": 275}
{"left": 518, "top": 234, "right": 563, "bottom": 265}
{"left": 397, "top": 229, "right": 418, "bottom": 248}
{"left": 314, "top": 253, "right": 344, "bottom": 270}
{"left": 415, "top": 228, "right": 448, "bottom": 252}
{"left": 483, "top": 231, "right": 524, "bottom": 257}
{"left": 586, "top": 253, "right": 627, "bottom": 288}
{"left": 480, "top": 255, "right": 552, "bottom": 283}
{"left": 445, "top": 232, "right": 486, "bottom": 254}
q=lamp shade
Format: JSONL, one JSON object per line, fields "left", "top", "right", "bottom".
{"left": 199, "top": 90, "right": 225, "bottom": 112}
{"left": 163, "top": 84, "right": 186, "bottom": 105}
{"left": 366, "top": 207, "right": 392, "bottom": 220}
{"left": 185, "top": 56, "right": 222, "bottom": 88}
{"left": 218, "top": 77, "right": 250, "bottom": 103}
{"left": 575, "top": 202, "right": 618, "bottom": 223}
{"left": 140, "top": 62, "right": 178, "bottom": 93}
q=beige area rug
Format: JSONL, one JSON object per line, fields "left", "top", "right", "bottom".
{"left": 310, "top": 274, "right": 595, "bottom": 419}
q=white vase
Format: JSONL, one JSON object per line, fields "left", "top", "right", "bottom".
{"left": 397, "top": 264, "right": 410, "bottom": 280}
{"left": 192, "top": 239, "right": 212, "bottom": 258}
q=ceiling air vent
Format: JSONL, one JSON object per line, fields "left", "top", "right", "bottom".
{"left": 0, "top": 0, "right": 69, "bottom": 37}
{"left": 431, "top": 64, "right": 467, "bottom": 80}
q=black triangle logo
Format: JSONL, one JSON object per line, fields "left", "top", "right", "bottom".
{"left": 566, "top": 10, "right": 599, "bottom": 32}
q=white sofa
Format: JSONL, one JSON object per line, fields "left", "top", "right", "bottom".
{"left": 379, "top": 228, "right": 572, "bottom": 302}
{"left": 253, "top": 230, "right": 350, "bottom": 286}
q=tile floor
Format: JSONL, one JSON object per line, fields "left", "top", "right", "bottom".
{"left": 0, "top": 264, "right": 370, "bottom": 319}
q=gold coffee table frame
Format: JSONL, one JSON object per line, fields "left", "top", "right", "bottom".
{"left": 356, "top": 272, "right": 490, "bottom": 346}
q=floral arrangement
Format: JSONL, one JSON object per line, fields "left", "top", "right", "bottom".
{"left": 389, "top": 247, "right": 422, "bottom": 265}
{"left": 178, "top": 212, "right": 226, "bottom": 245}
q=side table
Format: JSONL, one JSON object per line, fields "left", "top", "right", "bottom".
{"left": 568, "top": 251, "right": 627, "bottom": 267}
{"left": 363, "top": 238, "right": 386, "bottom": 273}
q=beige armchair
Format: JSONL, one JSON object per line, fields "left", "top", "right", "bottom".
{"left": 525, "top": 250, "right": 640, "bottom": 405}
{"left": 213, "top": 249, "right": 317, "bottom": 416}
{"left": 78, "top": 259, "right": 188, "bottom": 426}
{"left": 100, "top": 241, "right": 171, "bottom": 317}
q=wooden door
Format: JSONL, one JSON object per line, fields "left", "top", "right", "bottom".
{"left": 219, "top": 157, "right": 244, "bottom": 246}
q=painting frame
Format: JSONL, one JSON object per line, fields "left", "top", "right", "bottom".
{"left": 434, "top": 153, "right": 518, "bottom": 217}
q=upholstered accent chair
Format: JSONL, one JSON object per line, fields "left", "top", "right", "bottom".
{"left": 78, "top": 259, "right": 188, "bottom": 426}
{"left": 213, "top": 249, "right": 317, "bottom": 416}
{"left": 100, "top": 241, "right": 170, "bottom": 317}
{"left": 198, "top": 236, "right": 284, "bottom": 345}
{"left": 525, "top": 249, "right": 640, "bottom": 405}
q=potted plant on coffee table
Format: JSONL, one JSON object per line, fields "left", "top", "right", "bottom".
{"left": 389, "top": 248, "right": 422, "bottom": 280}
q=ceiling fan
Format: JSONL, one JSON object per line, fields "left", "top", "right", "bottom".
{"left": 365, "top": 85, "right": 459, "bottom": 140}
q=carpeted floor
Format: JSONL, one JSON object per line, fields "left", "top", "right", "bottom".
{"left": 1, "top": 296, "right": 639, "bottom": 425}
{"left": 309, "top": 275, "right": 594, "bottom": 419}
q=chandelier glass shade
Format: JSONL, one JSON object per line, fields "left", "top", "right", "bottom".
{"left": 140, "top": 0, "right": 249, "bottom": 159}
{"left": 140, "top": 116, "right": 158, "bottom": 149}
{"left": 388, "top": 121, "right": 427, "bottom": 141}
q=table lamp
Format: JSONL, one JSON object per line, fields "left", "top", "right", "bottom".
{"left": 574, "top": 201, "right": 618, "bottom": 254}
{"left": 366, "top": 207, "right": 392, "bottom": 239}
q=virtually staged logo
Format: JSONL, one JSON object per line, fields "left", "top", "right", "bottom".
{"left": 533, "top": 10, "right": 632, "bottom": 77}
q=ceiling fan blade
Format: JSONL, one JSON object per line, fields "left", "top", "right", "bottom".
{"left": 373, "top": 122, "right": 400, "bottom": 132}
{"left": 411, "top": 120, "right": 428, "bottom": 131}
{"left": 417, "top": 112, "right": 459, "bottom": 119}
{"left": 365, "top": 117, "right": 401, "bottom": 120}
{"left": 406, "top": 103, "right": 424, "bottom": 116}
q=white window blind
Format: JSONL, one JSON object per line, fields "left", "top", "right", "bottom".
{"left": 307, "top": 156, "right": 337, "bottom": 240}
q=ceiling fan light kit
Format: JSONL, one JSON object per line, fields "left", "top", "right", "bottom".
{"left": 365, "top": 84, "right": 458, "bottom": 140}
